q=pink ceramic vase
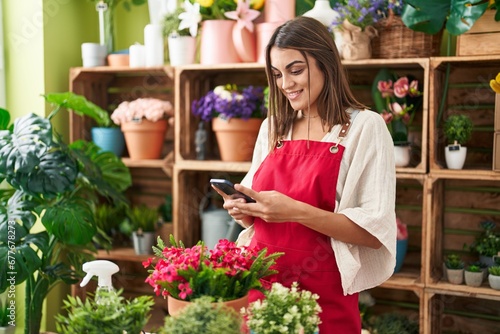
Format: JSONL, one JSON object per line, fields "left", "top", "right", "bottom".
{"left": 200, "top": 20, "right": 241, "bottom": 65}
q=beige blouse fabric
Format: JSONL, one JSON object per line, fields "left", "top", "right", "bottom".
{"left": 239, "top": 109, "right": 397, "bottom": 295}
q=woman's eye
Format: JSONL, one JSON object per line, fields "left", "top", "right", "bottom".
{"left": 291, "top": 69, "right": 304, "bottom": 75}
{"left": 272, "top": 72, "right": 282, "bottom": 79}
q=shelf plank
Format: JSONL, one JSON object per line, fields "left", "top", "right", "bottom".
{"left": 430, "top": 169, "right": 500, "bottom": 181}
{"left": 122, "top": 158, "right": 167, "bottom": 169}
{"left": 175, "top": 159, "right": 252, "bottom": 173}
{"left": 427, "top": 281, "right": 500, "bottom": 301}
{"left": 96, "top": 248, "right": 152, "bottom": 262}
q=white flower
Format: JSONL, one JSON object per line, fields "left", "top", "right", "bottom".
{"left": 178, "top": 0, "right": 201, "bottom": 37}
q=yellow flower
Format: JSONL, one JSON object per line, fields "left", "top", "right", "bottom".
{"left": 251, "top": 0, "right": 265, "bottom": 10}
{"left": 490, "top": 72, "right": 500, "bottom": 94}
{"left": 196, "top": 0, "right": 213, "bottom": 7}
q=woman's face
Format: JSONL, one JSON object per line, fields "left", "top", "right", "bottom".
{"left": 269, "top": 47, "right": 325, "bottom": 115}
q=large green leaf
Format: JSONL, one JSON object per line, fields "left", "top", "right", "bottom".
{"left": 0, "top": 108, "right": 10, "bottom": 130}
{"left": 44, "top": 92, "right": 111, "bottom": 127}
{"left": 0, "top": 231, "right": 48, "bottom": 292}
{"left": 0, "top": 113, "right": 52, "bottom": 177}
{"left": 16, "top": 148, "right": 79, "bottom": 199}
{"left": 402, "top": 0, "right": 489, "bottom": 35}
{"left": 40, "top": 197, "right": 96, "bottom": 245}
{"left": 70, "top": 140, "right": 131, "bottom": 203}
{"left": 0, "top": 190, "right": 37, "bottom": 237}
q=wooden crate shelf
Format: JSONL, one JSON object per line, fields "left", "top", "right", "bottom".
{"left": 429, "top": 56, "right": 500, "bottom": 172}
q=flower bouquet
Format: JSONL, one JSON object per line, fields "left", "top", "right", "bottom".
{"left": 143, "top": 236, "right": 283, "bottom": 302}
{"left": 110, "top": 97, "right": 174, "bottom": 160}
{"left": 244, "top": 282, "right": 322, "bottom": 334}
{"left": 372, "top": 70, "right": 423, "bottom": 145}
{"left": 191, "top": 84, "right": 268, "bottom": 161}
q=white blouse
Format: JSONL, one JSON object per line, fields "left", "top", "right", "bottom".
{"left": 240, "top": 109, "right": 397, "bottom": 295}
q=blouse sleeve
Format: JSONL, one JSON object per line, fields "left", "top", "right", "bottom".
{"left": 332, "top": 110, "right": 397, "bottom": 295}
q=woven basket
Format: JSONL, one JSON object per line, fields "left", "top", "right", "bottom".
{"left": 371, "top": 14, "right": 442, "bottom": 59}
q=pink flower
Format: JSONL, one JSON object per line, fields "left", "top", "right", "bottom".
{"left": 111, "top": 97, "right": 174, "bottom": 125}
{"left": 224, "top": 0, "right": 261, "bottom": 32}
{"left": 393, "top": 77, "right": 409, "bottom": 98}
{"left": 178, "top": 282, "right": 193, "bottom": 299}
{"left": 381, "top": 111, "right": 393, "bottom": 124}
{"left": 377, "top": 80, "right": 393, "bottom": 98}
{"left": 396, "top": 217, "right": 408, "bottom": 240}
{"left": 409, "top": 80, "right": 420, "bottom": 97}
{"left": 389, "top": 102, "right": 406, "bottom": 116}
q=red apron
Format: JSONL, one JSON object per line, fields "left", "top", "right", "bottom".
{"left": 249, "top": 139, "right": 361, "bottom": 333}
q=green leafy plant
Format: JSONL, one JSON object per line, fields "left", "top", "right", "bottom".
{"left": 489, "top": 265, "right": 500, "bottom": 276}
{"left": 466, "top": 264, "right": 481, "bottom": 272}
{"left": 93, "top": 203, "right": 129, "bottom": 249}
{"left": 0, "top": 93, "right": 131, "bottom": 334}
{"left": 465, "top": 221, "right": 500, "bottom": 257}
{"left": 0, "top": 297, "right": 13, "bottom": 327}
{"left": 163, "top": 6, "right": 192, "bottom": 37}
{"left": 127, "top": 205, "right": 159, "bottom": 232}
{"left": 401, "top": 0, "right": 498, "bottom": 36}
{"left": 370, "top": 312, "right": 419, "bottom": 334}
{"left": 55, "top": 289, "right": 154, "bottom": 334}
{"left": 161, "top": 296, "right": 242, "bottom": 334}
{"left": 443, "top": 114, "right": 473, "bottom": 145}
{"left": 244, "top": 281, "right": 322, "bottom": 334}
{"left": 445, "top": 253, "right": 465, "bottom": 269}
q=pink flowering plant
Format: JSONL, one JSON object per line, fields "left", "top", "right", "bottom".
{"left": 143, "top": 235, "right": 282, "bottom": 302}
{"left": 110, "top": 97, "right": 174, "bottom": 125}
{"left": 191, "top": 84, "right": 268, "bottom": 122}
{"left": 396, "top": 217, "right": 408, "bottom": 240}
{"left": 372, "top": 69, "right": 423, "bottom": 144}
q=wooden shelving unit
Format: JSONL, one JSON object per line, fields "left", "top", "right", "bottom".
{"left": 70, "top": 56, "right": 500, "bottom": 333}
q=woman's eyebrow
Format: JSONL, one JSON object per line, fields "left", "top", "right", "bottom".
{"left": 271, "top": 60, "right": 305, "bottom": 71}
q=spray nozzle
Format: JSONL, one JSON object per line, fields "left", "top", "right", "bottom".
{"left": 80, "top": 260, "right": 119, "bottom": 289}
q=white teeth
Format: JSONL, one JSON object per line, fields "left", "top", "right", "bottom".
{"left": 287, "top": 90, "right": 301, "bottom": 99}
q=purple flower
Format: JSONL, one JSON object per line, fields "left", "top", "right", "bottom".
{"left": 191, "top": 84, "right": 267, "bottom": 121}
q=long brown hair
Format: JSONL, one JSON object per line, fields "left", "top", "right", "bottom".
{"left": 264, "top": 16, "right": 366, "bottom": 148}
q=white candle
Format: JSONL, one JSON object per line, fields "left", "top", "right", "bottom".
{"left": 129, "top": 43, "right": 146, "bottom": 68}
{"left": 144, "top": 23, "right": 164, "bottom": 67}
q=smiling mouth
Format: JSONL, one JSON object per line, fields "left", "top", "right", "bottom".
{"left": 286, "top": 90, "right": 302, "bottom": 100}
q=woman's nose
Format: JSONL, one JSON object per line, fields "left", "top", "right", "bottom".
{"left": 281, "top": 75, "right": 294, "bottom": 90}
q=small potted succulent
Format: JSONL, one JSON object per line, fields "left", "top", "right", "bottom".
{"left": 127, "top": 205, "right": 160, "bottom": 255}
{"left": 464, "top": 264, "right": 484, "bottom": 287}
{"left": 444, "top": 253, "right": 465, "bottom": 285}
{"left": 443, "top": 114, "right": 473, "bottom": 169}
{"left": 488, "top": 265, "right": 500, "bottom": 290}
{"left": 464, "top": 221, "right": 500, "bottom": 267}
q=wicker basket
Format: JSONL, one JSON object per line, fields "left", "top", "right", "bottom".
{"left": 371, "top": 14, "right": 442, "bottom": 59}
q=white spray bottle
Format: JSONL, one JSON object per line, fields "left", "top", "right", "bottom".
{"left": 80, "top": 260, "right": 119, "bottom": 304}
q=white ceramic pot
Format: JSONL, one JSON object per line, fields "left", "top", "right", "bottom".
{"left": 464, "top": 271, "right": 483, "bottom": 287}
{"left": 445, "top": 144, "right": 467, "bottom": 169}
{"left": 488, "top": 274, "right": 500, "bottom": 290}
{"left": 394, "top": 144, "right": 411, "bottom": 167}
{"left": 446, "top": 268, "right": 464, "bottom": 285}
{"left": 168, "top": 35, "right": 196, "bottom": 66}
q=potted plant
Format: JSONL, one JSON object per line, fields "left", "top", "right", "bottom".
{"left": 93, "top": 203, "right": 129, "bottom": 250}
{"left": 395, "top": 217, "right": 409, "bottom": 273}
{"left": 244, "top": 281, "right": 322, "bottom": 334}
{"left": 163, "top": 4, "right": 197, "bottom": 66}
{"left": 0, "top": 297, "right": 14, "bottom": 334}
{"left": 372, "top": 68, "right": 423, "bottom": 167}
{"left": 161, "top": 296, "right": 242, "bottom": 333}
{"left": 179, "top": 0, "right": 263, "bottom": 64}
{"left": 464, "top": 220, "right": 500, "bottom": 266}
{"left": 0, "top": 93, "right": 131, "bottom": 334}
{"left": 55, "top": 288, "right": 154, "bottom": 333}
{"left": 191, "top": 84, "right": 268, "bottom": 161}
{"left": 46, "top": 92, "right": 126, "bottom": 157}
{"left": 488, "top": 265, "right": 500, "bottom": 290}
{"left": 127, "top": 205, "right": 159, "bottom": 255}
{"left": 158, "top": 194, "right": 174, "bottom": 240}
{"left": 143, "top": 236, "right": 283, "bottom": 316}
{"left": 444, "top": 253, "right": 465, "bottom": 284}
{"left": 369, "top": 312, "right": 419, "bottom": 334}
{"left": 111, "top": 97, "right": 174, "bottom": 160}
{"left": 464, "top": 264, "right": 484, "bottom": 287}
{"left": 443, "top": 114, "right": 473, "bottom": 169}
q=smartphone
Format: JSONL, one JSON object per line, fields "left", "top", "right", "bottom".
{"left": 210, "top": 179, "right": 256, "bottom": 203}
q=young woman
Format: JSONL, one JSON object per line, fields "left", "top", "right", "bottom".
{"left": 213, "top": 16, "right": 396, "bottom": 332}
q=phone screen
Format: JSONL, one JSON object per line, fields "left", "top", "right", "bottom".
{"left": 210, "top": 179, "right": 256, "bottom": 203}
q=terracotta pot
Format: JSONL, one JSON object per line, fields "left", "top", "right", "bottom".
{"left": 212, "top": 118, "right": 263, "bottom": 162}
{"left": 121, "top": 119, "right": 168, "bottom": 160}
{"left": 167, "top": 294, "right": 249, "bottom": 317}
